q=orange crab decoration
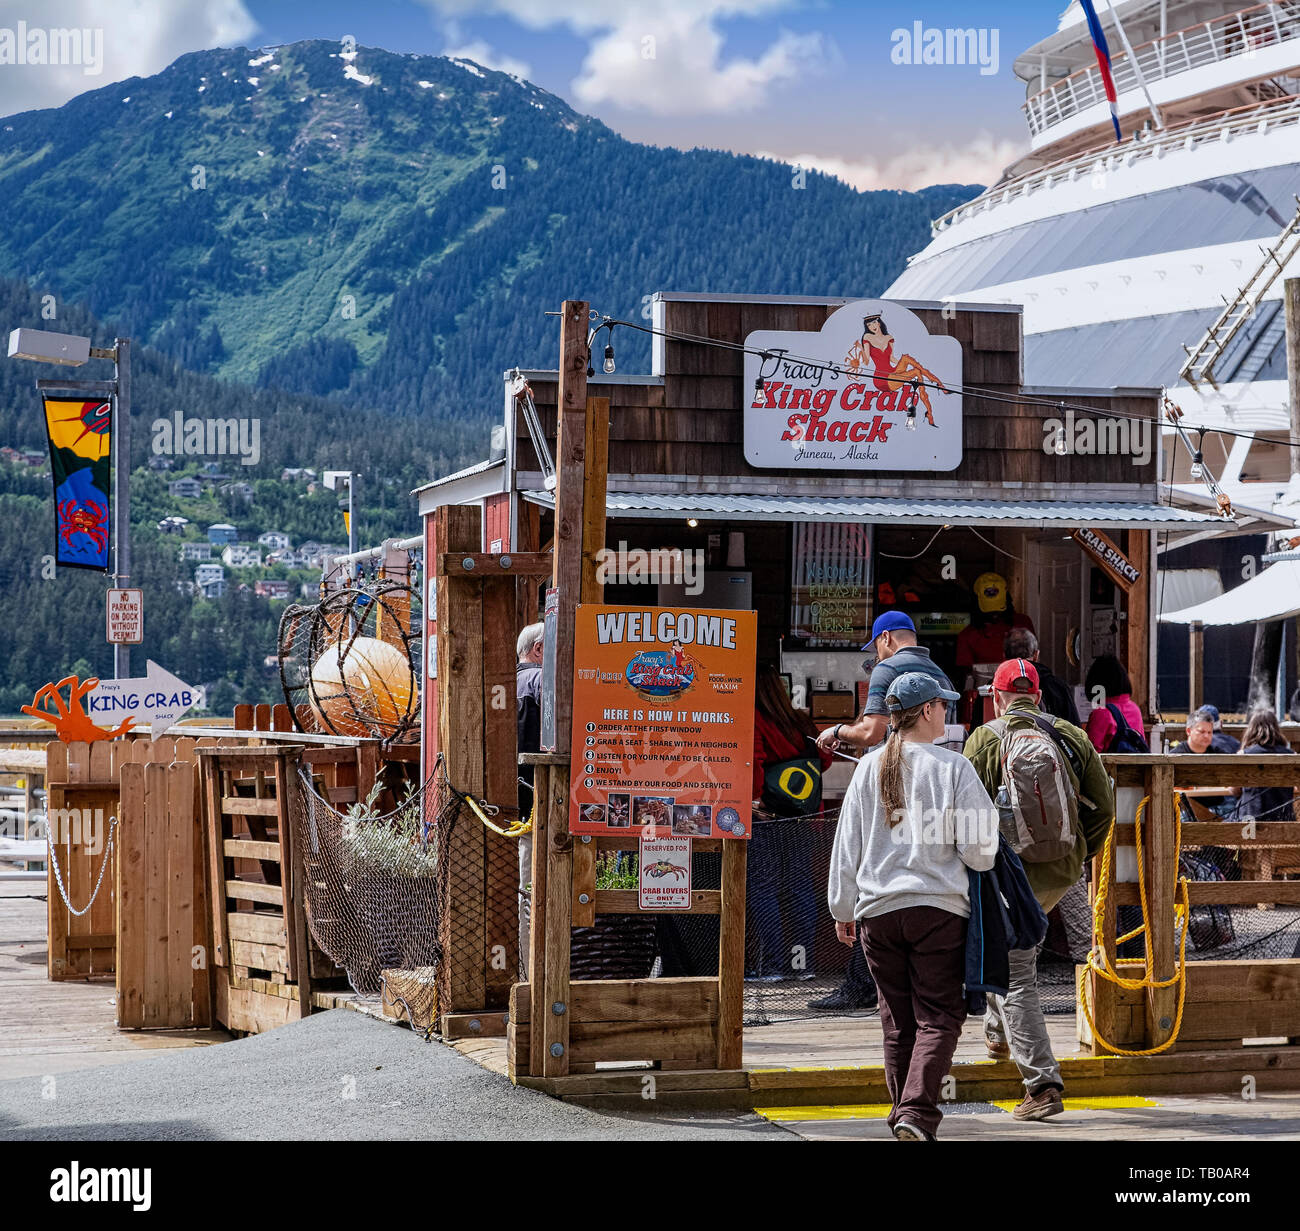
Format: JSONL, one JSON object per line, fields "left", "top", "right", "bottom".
{"left": 643, "top": 860, "right": 688, "bottom": 881}
{"left": 22, "top": 675, "right": 135, "bottom": 743}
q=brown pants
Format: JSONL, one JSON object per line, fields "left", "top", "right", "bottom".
{"left": 860, "top": 906, "right": 967, "bottom": 1138}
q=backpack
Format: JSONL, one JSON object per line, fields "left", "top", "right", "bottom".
{"left": 761, "top": 738, "right": 823, "bottom": 817}
{"left": 987, "top": 716, "right": 1080, "bottom": 863}
{"left": 1104, "top": 702, "right": 1149, "bottom": 754}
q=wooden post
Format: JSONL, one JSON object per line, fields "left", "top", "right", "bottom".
{"left": 716, "top": 840, "right": 747, "bottom": 1069}
{"left": 437, "top": 504, "right": 488, "bottom": 1014}
{"left": 1143, "top": 762, "right": 1178, "bottom": 1050}
{"left": 1189, "top": 620, "right": 1204, "bottom": 715}
{"left": 527, "top": 761, "right": 550, "bottom": 1078}
{"left": 535, "top": 300, "right": 592, "bottom": 1079}
{"left": 482, "top": 571, "right": 521, "bottom": 1007}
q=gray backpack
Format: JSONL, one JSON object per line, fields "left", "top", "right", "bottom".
{"left": 986, "top": 716, "right": 1079, "bottom": 863}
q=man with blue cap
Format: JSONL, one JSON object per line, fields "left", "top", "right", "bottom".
{"left": 817, "top": 610, "right": 956, "bottom": 754}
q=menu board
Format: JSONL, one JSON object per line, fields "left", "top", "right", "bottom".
{"left": 569, "top": 604, "right": 757, "bottom": 839}
{"left": 789, "top": 522, "right": 872, "bottom": 647}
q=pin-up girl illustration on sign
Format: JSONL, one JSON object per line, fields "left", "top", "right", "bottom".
{"left": 845, "top": 314, "right": 950, "bottom": 427}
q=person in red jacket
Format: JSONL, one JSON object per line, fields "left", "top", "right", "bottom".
{"left": 747, "top": 664, "right": 833, "bottom": 980}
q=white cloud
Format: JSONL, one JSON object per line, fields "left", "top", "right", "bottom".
{"left": 0, "top": 0, "right": 257, "bottom": 118}
{"left": 443, "top": 39, "right": 531, "bottom": 80}
{"left": 419, "top": 1, "right": 819, "bottom": 114}
{"left": 763, "top": 135, "right": 1027, "bottom": 192}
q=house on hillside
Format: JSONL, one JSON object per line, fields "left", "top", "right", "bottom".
{"left": 222, "top": 544, "right": 262, "bottom": 569}
{"left": 157, "top": 516, "right": 189, "bottom": 535}
{"left": 207, "top": 523, "right": 238, "bottom": 546}
{"left": 194, "top": 563, "right": 225, "bottom": 598}
{"left": 255, "top": 579, "right": 291, "bottom": 600}
{"left": 220, "top": 480, "right": 254, "bottom": 503}
{"left": 148, "top": 456, "right": 174, "bottom": 472}
{"left": 280, "top": 467, "right": 317, "bottom": 483}
{"left": 169, "top": 476, "right": 202, "bottom": 499}
{"left": 258, "top": 531, "right": 291, "bottom": 551}
{"left": 180, "top": 541, "right": 212, "bottom": 562}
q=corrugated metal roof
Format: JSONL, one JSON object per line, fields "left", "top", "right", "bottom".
{"left": 411, "top": 456, "right": 503, "bottom": 496}
{"left": 522, "top": 490, "right": 1221, "bottom": 528}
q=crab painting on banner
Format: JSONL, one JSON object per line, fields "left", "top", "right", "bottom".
{"left": 744, "top": 299, "right": 963, "bottom": 471}
{"left": 569, "top": 604, "right": 757, "bottom": 839}
{"left": 42, "top": 395, "right": 113, "bottom": 570}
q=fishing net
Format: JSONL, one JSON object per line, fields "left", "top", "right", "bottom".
{"left": 278, "top": 579, "right": 423, "bottom": 745}
{"left": 293, "top": 765, "right": 447, "bottom": 1031}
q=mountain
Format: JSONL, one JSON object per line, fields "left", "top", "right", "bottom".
{"left": 0, "top": 42, "right": 981, "bottom": 714}
{"left": 0, "top": 40, "right": 980, "bottom": 434}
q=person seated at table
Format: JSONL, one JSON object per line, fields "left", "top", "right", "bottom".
{"left": 1187, "top": 705, "right": 1240, "bottom": 753}
{"left": 1229, "top": 708, "right": 1298, "bottom": 824}
{"left": 1171, "top": 708, "right": 1239, "bottom": 822}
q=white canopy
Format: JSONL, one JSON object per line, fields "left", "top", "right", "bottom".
{"left": 1160, "top": 560, "right": 1300, "bottom": 627}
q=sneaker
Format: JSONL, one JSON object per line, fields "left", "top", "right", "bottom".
{"left": 984, "top": 1029, "right": 1011, "bottom": 1060}
{"left": 1012, "top": 1086, "right": 1064, "bottom": 1122}
{"left": 808, "top": 986, "right": 878, "bottom": 1012}
{"left": 892, "top": 1119, "right": 935, "bottom": 1141}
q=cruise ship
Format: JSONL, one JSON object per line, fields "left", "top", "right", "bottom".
{"left": 887, "top": 0, "right": 1300, "bottom": 515}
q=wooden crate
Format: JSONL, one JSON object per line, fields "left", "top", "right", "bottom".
{"left": 200, "top": 746, "right": 344, "bottom": 1033}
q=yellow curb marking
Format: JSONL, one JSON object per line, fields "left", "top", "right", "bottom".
{"left": 989, "top": 1095, "right": 1163, "bottom": 1112}
{"left": 755, "top": 1104, "right": 894, "bottom": 1122}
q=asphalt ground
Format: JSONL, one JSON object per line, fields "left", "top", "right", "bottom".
{"left": 0, "top": 1008, "right": 789, "bottom": 1142}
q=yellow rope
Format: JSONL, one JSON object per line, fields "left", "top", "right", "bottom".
{"left": 1075, "top": 792, "right": 1191, "bottom": 1056}
{"left": 463, "top": 791, "right": 533, "bottom": 839}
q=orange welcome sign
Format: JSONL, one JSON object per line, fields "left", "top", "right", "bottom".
{"left": 569, "top": 604, "right": 757, "bottom": 839}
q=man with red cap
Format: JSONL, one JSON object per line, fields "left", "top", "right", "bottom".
{"left": 962, "top": 657, "right": 1115, "bottom": 1122}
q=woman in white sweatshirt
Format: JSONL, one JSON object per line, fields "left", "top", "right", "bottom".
{"left": 827, "top": 671, "right": 998, "bottom": 1140}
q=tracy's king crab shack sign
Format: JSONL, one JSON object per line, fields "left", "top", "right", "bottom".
{"left": 743, "top": 299, "right": 963, "bottom": 471}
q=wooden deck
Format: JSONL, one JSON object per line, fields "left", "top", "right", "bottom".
{"left": 0, "top": 882, "right": 228, "bottom": 1079}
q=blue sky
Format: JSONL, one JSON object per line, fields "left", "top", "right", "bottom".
{"left": 0, "top": 2, "right": 1072, "bottom": 189}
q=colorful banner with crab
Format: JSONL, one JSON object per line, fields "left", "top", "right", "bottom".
{"left": 42, "top": 396, "right": 113, "bottom": 571}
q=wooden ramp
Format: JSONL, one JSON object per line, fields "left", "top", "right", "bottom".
{"left": 0, "top": 882, "right": 225, "bottom": 1079}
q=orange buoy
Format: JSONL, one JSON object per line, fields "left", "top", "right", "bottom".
{"left": 309, "top": 635, "right": 414, "bottom": 737}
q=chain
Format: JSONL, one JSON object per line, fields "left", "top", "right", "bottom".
{"left": 45, "top": 814, "right": 118, "bottom": 917}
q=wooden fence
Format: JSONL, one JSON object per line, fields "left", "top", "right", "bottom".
{"left": 1084, "top": 753, "right": 1300, "bottom": 1054}
{"left": 117, "top": 755, "right": 211, "bottom": 1028}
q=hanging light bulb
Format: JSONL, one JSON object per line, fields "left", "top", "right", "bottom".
{"left": 1190, "top": 450, "right": 1204, "bottom": 479}
{"left": 906, "top": 406, "right": 917, "bottom": 431}
{"left": 603, "top": 342, "right": 616, "bottom": 374}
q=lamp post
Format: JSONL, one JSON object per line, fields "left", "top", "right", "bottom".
{"left": 6, "top": 327, "right": 133, "bottom": 679}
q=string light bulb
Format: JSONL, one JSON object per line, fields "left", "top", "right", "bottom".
{"left": 603, "top": 342, "right": 616, "bottom": 374}
{"left": 906, "top": 406, "right": 917, "bottom": 431}
{"left": 1190, "top": 428, "right": 1206, "bottom": 479}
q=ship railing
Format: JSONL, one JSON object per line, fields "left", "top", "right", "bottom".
{"left": 1023, "top": 2, "right": 1300, "bottom": 138}
{"left": 931, "top": 92, "right": 1300, "bottom": 238}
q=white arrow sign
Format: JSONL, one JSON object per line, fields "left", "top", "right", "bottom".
{"left": 83, "top": 660, "right": 201, "bottom": 739}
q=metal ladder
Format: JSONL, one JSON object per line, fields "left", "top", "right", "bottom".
{"left": 1180, "top": 196, "right": 1300, "bottom": 390}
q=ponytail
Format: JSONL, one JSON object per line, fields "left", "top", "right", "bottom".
{"left": 877, "top": 702, "right": 927, "bottom": 827}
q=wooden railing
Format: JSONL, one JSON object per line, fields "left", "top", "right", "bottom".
{"left": 1086, "top": 754, "right": 1300, "bottom": 1055}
